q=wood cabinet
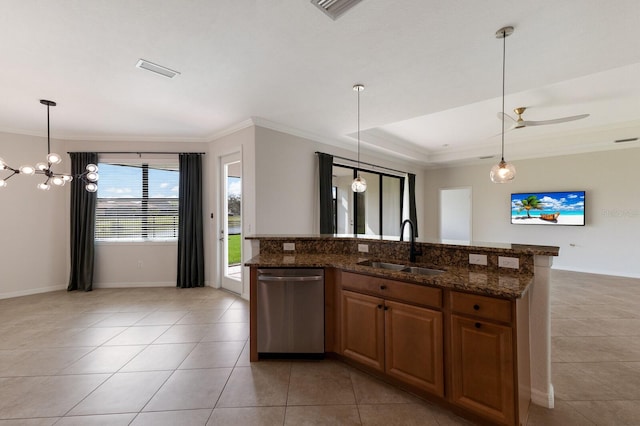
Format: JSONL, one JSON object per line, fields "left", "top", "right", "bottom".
{"left": 448, "top": 291, "right": 522, "bottom": 426}
{"left": 340, "top": 273, "right": 444, "bottom": 397}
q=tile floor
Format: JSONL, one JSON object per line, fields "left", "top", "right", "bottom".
{"left": 0, "top": 269, "right": 638, "bottom": 425}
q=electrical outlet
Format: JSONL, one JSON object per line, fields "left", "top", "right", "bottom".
{"left": 283, "top": 243, "right": 295, "bottom": 251}
{"left": 469, "top": 254, "right": 487, "bottom": 266}
{"left": 498, "top": 256, "right": 519, "bottom": 269}
{"left": 358, "top": 244, "right": 369, "bottom": 253}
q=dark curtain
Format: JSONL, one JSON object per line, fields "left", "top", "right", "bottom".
{"left": 177, "top": 153, "right": 205, "bottom": 288}
{"left": 318, "top": 152, "right": 334, "bottom": 234}
{"left": 408, "top": 173, "right": 418, "bottom": 237}
{"left": 399, "top": 175, "right": 406, "bottom": 226}
{"left": 68, "top": 152, "right": 98, "bottom": 292}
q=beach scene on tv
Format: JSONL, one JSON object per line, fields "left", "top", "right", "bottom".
{"left": 511, "top": 191, "right": 585, "bottom": 226}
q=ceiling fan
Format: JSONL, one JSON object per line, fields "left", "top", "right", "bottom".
{"left": 498, "top": 107, "right": 589, "bottom": 130}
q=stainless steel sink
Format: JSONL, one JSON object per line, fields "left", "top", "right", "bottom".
{"left": 401, "top": 266, "right": 445, "bottom": 276}
{"left": 357, "top": 260, "right": 406, "bottom": 271}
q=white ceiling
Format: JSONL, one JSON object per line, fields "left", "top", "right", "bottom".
{"left": 1, "top": 0, "right": 639, "bottom": 166}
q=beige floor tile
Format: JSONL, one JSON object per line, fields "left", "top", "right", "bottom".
{"left": 134, "top": 311, "right": 188, "bottom": 326}
{"left": 93, "top": 312, "right": 149, "bottom": 327}
{"left": 552, "top": 336, "right": 640, "bottom": 362}
{"left": 153, "top": 324, "right": 212, "bottom": 344}
{"left": 235, "top": 341, "right": 250, "bottom": 367}
{"left": 358, "top": 403, "right": 440, "bottom": 426}
{"left": 284, "top": 405, "right": 361, "bottom": 426}
{"left": 526, "top": 400, "right": 596, "bottom": 426}
{"left": 571, "top": 362, "right": 640, "bottom": 399}
{"left": 200, "top": 322, "right": 249, "bottom": 342}
{"left": 54, "top": 413, "right": 137, "bottom": 425}
{"left": 143, "top": 368, "right": 232, "bottom": 411}
{"left": 131, "top": 409, "right": 213, "bottom": 426}
{"left": 69, "top": 371, "right": 172, "bottom": 415}
{"left": 217, "top": 363, "right": 291, "bottom": 407}
{"left": 599, "top": 319, "right": 640, "bottom": 336}
{"left": 350, "top": 370, "right": 418, "bottom": 404}
{"left": 103, "top": 325, "right": 170, "bottom": 346}
{"left": 56, "top": 327, "right": 127, "bottom": 347}
{"left": 176, "top": 309, "right": 226, "bottom": 325}
{"left": 179, "top": 341, "right": 244, "bottom": 369}
{"left": 552, "top": 362, "right": 620, "bottom": 401}
{"left": 0, "top": 374, "right": 108, "bottom": 418}
{"left": 287, "top": 361, "right": 356, "bottom": 406}
{"left": 568, "top": 400, "right": 640, "bottom": 425}
{"left": 0, "top": 419, "right": 59, "bottom": 426}
{"left": 216, "top": 310, "right": 249, "bottom": 323}
{"left": 551, "top": 319, "right": 610, "bottom": 337}
{"left": 120, "top": 343, "right": 196, "bottom": 372}
{"left": 60, "top": 345, "right": 145, "bottom": 374}
{"left": 0, "top": 347, "right": 93, "bottom": 376}
{"left": 207, "top": 407, "right": 285, "bottom": 426}
{"left": 427, "top": 404, "right": 477, "bottom": 425}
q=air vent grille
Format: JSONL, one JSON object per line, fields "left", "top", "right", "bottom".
{"left": 136, "top": 59, "right": 180, "bottom": 79}
{"left": 311, "top": 0, "right": 363, "bottom": 20}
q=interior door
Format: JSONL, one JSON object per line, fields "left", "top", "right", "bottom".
{"left": 440, "top": 187, "right": 472, "bottom": 242}
{"left": 220, "top": 152, "right": 242, "bottom": 294}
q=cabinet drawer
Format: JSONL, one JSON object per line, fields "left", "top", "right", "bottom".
{"left": 450, "top": 291, "right": 512, "bottom": 323}
{"left": 341, "top": 271, "right": 442, "bottom": 308}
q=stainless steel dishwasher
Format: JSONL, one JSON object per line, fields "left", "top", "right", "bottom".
{"left": 257, "top": 268, "right": 324, "bottom": 357}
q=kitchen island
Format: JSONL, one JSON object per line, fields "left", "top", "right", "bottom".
{"left": 245, "top": 235, "right": 559, "bottom": 426}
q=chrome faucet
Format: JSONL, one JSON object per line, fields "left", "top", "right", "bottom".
{"left": 400, "top": 219, "right": 422, "bottom": 263}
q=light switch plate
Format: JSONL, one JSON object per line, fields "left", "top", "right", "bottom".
{"left": 498, "top": 256, "right": 519, "bottom": 269}
{"left": 283, "top": 243, "right": 295, "bottom": 251}
{"left": 469, "top": 254, "right": 487, "bottom": 266}
{"left": 358, "top": 244, "right": 369, "bottom": 253}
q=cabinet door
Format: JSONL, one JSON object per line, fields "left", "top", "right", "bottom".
{"left": 341, "top": 290, "right": 385, "bottom": 371}
{"left": 450, "top": 315, "right": 515, "bottom": 426}
{"left": 385, "top": 300, "right": 444, "bottom": 396}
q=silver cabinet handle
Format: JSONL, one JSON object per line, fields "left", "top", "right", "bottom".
{"left": 258, "top": 275, "right": 323, "bottom": 282}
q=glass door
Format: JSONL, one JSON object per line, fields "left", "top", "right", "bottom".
{"left": 220, "top": 152, "right": 242, "bottom": 294}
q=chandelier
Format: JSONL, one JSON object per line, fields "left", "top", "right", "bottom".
{"left": 0, "top": 100, "right": 99, "bottom": 192}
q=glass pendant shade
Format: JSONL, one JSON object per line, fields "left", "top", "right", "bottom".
{"left": 85, "top": 183, "right": 98, "bottom": 192}
{"left": 86, "top": 163, "right": 98, "bottom": 173}
{"left": 19, "top": 165, "right": 35, "bottom": 175}
{"left": 0, "top": 158, "right": 6, "bottom": 170}
{"left": 0, "top": 179, "right": 7, "bottom": 187}
{"left": 52, "top": 176, "right": 65, "bottom": 186}
{"left": 47, "top": 153, "right": 62, "bottom": 164}
{"left": 36, "top": 162, "right": 48, "bottom": 171}
{"left": 490, "top": 160, "right": 516, "bottom": 183}
{"left": 351, "top": 174, "right": 367, "bottom": 192}
{"left": 37, "top": 182, "right": 50, "bottom": 191}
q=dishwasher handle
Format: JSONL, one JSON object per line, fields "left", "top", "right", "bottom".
{"left": 258, "top": 275, "right": 324, "bottom": 282}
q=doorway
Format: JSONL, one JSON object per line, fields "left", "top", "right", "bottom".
{"left": 439, "top": 187, "right": 472, "bottom": 242}
{"left": 220, "top": 152, "right": 242, "bottom": 294}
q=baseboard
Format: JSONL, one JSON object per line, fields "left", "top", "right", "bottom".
{"left": 530, "top": 384, "right": 554, "bottom": 408}
{"left": 94, "top": 281, "right": 175, "bottom": 288}
{"left": 553, "top": 266, "right": 640, "bottom": 279}
{"left": 0, "top": 284, "right": 67, "bottom": 300}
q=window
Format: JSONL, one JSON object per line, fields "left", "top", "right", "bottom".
{"left": 95, "top": 160, "right": 179, "bottom": 241}
{"left": 332, "top": 165, "right": 404, "bottom": 237}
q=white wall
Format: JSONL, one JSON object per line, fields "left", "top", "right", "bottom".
{"left": 424, "top": 148, "right": 640, "bottom": 278}
{"left": 253, "top": 126, "right": 426, "bottom": 236}
{"left": 0, "top": 132, "right": 68, "bottom": 298}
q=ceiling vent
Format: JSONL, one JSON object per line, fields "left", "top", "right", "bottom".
{"left": 311, "top": 0, "right": 363, "bottom": 20}
{"left": 136, "top": 59, "right": 180, "bottom": 79}
{"left": 614, "top": 137, "right": 638, "bottom": 144}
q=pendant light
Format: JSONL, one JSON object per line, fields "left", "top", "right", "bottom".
{"left": 351, "top": 84, "right": 367, "bottom": 192}
{"left": 490, "top": 26, "right": 516, "bottom": 183}
{"left": 0, "top": 100, "right": 99, "bottom": 191}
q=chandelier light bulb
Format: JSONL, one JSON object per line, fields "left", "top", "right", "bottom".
{"left": 37, "top": 182, "right": 51, "bottom": 191}
{"left": 0, "top": 179, "right": 7, "bottom": 188}
{"left": 86, "top": 164, "right": 98, "bottom": 173}
{"left": 86, "top": 172, "right": 99, "bottom": 182}
{"left": 19, "top": 165, "right": 36, "bottom": 175}
{"left": 47, "top": 153, "right": 62, "bottom": 165}
{"left": 351, "top": 174, "right": 367, "bottom": 193}
{"left": 36, "top": 162, "right": 48, "bottom": 171}
{"left": 62, "top": 175, "right": 73, "bottom": 182}
{"left": 52, "top": 176, "right": 65, "bottom": 186}
{"left": 0, "top": 158, "right": 6, "bottom": 170}
{"left": 85, "top": 183, "right": 98, "bottom": 192}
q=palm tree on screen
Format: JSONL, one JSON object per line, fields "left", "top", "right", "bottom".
{"left": 515, "top": 195, "right": 544, "bottom": 218}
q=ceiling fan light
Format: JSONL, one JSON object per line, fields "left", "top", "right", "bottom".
{"left": 490, "top": 160, "right": 516, "bottom": 183}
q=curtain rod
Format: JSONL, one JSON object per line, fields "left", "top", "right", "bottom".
{"left": 67, "top": 151, "right": 206, "bottom": 155}
{"left": 315, "top": 151, "right": 407, "bottom": 175}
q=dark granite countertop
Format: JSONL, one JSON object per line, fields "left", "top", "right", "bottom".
{"left": 245, "top": 253, "right": 533, "bottom": 299}
{"left": 245, "top": 234, "right": 559, "bottom": 257}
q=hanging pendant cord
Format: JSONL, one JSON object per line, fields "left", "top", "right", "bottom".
{"left": 357, "top": 88, "right": 361, "bottom": 171}
{"left": 501, "top": 29, "right": 506, "bottom": 162}
{"left": 46, "top": 103, "right": 51, "bottom": 157}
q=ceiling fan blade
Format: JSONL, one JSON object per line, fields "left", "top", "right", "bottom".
{"left": 521, "top": 114, "right": 590, "bottom": 127}
{"left": 497, "top": 112, "right": 517, "bottom": 124}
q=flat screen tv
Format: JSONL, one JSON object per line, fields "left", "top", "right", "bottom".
{"left": 511, "top": 191, "right": 585, "bottom": 226}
